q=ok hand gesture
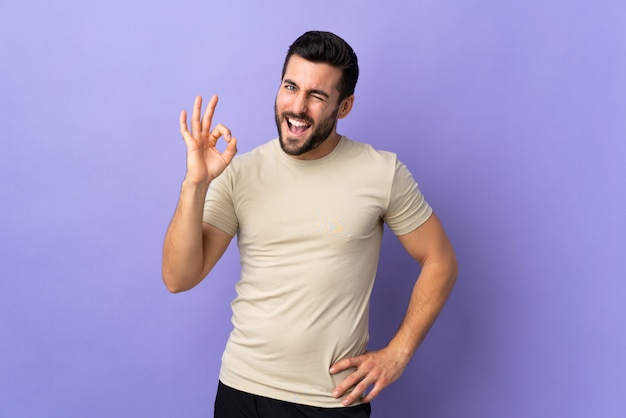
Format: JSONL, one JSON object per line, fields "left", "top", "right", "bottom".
{"left": 180, "top": 95, "right": 238, "bottom": 185}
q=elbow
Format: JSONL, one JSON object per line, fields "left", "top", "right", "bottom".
{"left": 164, "top": 281, "right": 187, "bottom": 294}
{"left": 162, "top": 276, "right": 184, "bottom": 294}
{"left": 162, "top": 270, "right": 195, "bottom": 294}
{"left": 161, "top": 256, "right": 205, "bottom": 293}
{"left": 433, "top": 247, "right": 458, "bottom": 293}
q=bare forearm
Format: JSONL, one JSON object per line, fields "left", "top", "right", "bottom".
{"left": 330, "top": 214, "right": 458, "bottom": 405}
{"left": 162, "top": 95, "right": 237, "bottom": 292}
{"left": 329, "top": 258, "right": 458, "bottom": 406}
{"left": 162, "top": 179, "right": 210, "bottom": 292}
{"left": 388, "top": 256, "right": 458, "bottom": 364}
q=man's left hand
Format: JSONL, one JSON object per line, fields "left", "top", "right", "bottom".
{"left": 329, "top": 347, "right": 409, "bottom": 406}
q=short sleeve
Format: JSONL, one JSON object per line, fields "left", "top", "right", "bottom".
{"left": 202, "top": 166, "right": 239, "bottom": 237}
{"left": 383, "top": 160, "right": 432, "bottom": 235}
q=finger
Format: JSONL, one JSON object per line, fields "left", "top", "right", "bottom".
{"left": 210, "top": 123, "right": 232, "bottom": 143}
{"left": 180, "top": 110, "right": 194, "bottom": 146}
{"left": 179, "top": 110, "right": 189, "bottom": 135}
{"left": 222, "top": 136, "right": 238, "bottom": 165}
{"left": 209, "top": 123, "right": 238, "bottom": 164}
{"left": 332, "top": 368, "right": 367, "bottom": 399}
{"left": 202, "top": 95, "right": 219, "bottom": 133}
{"left": 361, "top": 383, "right": 382, "bottom": 404}
{"left": 191, "top": 96, "right": 203, "bottom": 137}
{"left": 330, "top": 356, "right": 360, "bottom": 374}
{"left": 341, "top": 379, "right": 371, "bottom": 406}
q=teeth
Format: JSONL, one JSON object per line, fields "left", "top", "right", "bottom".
{"left": 288, "top": 118, "right": 309, "bottom": 127}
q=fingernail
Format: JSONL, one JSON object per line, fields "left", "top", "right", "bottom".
{"left": 332, "top": 390, "right": 339, "bottom": 397}
{"left": 329, "top": 367, "right": 335, "bottom": 374}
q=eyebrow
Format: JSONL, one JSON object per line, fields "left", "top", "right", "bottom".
{"left": 284, "top": 79, "right": 331, "bottom": 99}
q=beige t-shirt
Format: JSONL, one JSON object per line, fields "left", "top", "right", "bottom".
{"left": 203, "top": 137, "right": 432, "bottom": 407}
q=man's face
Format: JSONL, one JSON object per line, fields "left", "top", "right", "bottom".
{"left": 274, "top": 55, "right": 346, "bottom": 159}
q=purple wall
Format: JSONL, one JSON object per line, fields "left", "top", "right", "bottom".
{"left": 2, "top": 0, "right": 625, "bottom": 416}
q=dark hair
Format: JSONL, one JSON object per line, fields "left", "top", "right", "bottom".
{"left": 281, "top": 31, "right": 359, "bottom": 102}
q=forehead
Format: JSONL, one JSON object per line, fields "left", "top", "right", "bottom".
{"left": 283, "top": 55, "right": 342, "bottom": 96}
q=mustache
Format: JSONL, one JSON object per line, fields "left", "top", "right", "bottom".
{"left": 281, "top": 112, "right": 314, "bottom": 125}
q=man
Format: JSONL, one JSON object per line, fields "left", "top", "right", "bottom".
{"left": 162, "top": 31, "right": 457, "bottom": 418}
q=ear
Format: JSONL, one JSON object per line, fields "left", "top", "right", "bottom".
{"left": 338, "top": 95, "right": 355, "bottom": 119}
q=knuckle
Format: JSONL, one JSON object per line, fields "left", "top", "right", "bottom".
{"left": 216, "top": 123, "right": 230, "bottom": 133}
{"left": 355, "top": 380, "right": 368, "bottom": 392}
{"left": 346, "top": 374, "right": 360, "bottom": 384}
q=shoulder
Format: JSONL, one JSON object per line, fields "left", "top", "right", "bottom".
{"left": 226, "top": 138, "right": 278, "bottom": 173}
{"left": 340, "top": 137, "right": 401, "bottom": 171}
{"left": 342, "top": 136, "right": 397, "bottom": 157}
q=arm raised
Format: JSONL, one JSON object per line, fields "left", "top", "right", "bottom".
{"left": 162, "top": 95, "right": 238, "bottom": 293}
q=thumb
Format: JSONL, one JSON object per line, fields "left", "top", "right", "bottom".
{"left": 221, "top": 136, "right": 238, "bottom": 165}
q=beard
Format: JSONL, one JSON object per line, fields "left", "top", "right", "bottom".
{"left": 274, "top": 103, "right": 339, "bottom": 156}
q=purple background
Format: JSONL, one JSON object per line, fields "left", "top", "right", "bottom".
{"left": 1, "top": 0, "right": 625, "bottom": 417}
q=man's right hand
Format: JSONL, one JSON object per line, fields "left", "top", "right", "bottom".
{"left": 180, "top": 95, "right": 238, "bottom": 185}
{"left": 162, "top": 95, "right": 237, "bottom": 293}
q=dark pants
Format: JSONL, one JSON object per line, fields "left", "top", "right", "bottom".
{"left": 214, "top": 381, "right": 372, "bottom": 418}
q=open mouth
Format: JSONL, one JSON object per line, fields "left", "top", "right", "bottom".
{"left": 287, "top": 117, "right": 311, "bottom": 135}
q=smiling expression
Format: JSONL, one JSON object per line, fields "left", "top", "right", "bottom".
{"left": 274, "top": 55, "right": 353, "bottom": 160}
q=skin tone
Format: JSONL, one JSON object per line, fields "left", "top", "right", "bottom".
{"left": 329, "top": 214, "right": 457, "bottom": 405}
{"left": 161, "top": 95, "right": 236, "bottom": 292}
{"left": 274, "top": 54, "right": 354, "bottom": 159}
{"left": 162, "top": 54, "right": 458, "bottom": 407}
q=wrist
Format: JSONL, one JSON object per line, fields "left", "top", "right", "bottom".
{"left": 386, "top": 339, "right": 415, "bottom": 366}
{"left": 181, "top": 177, "right": 211, "bottom": 195}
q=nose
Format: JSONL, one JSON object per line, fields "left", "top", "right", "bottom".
{"left": 291, "top": 93, "right": 308, "bottom": 115}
